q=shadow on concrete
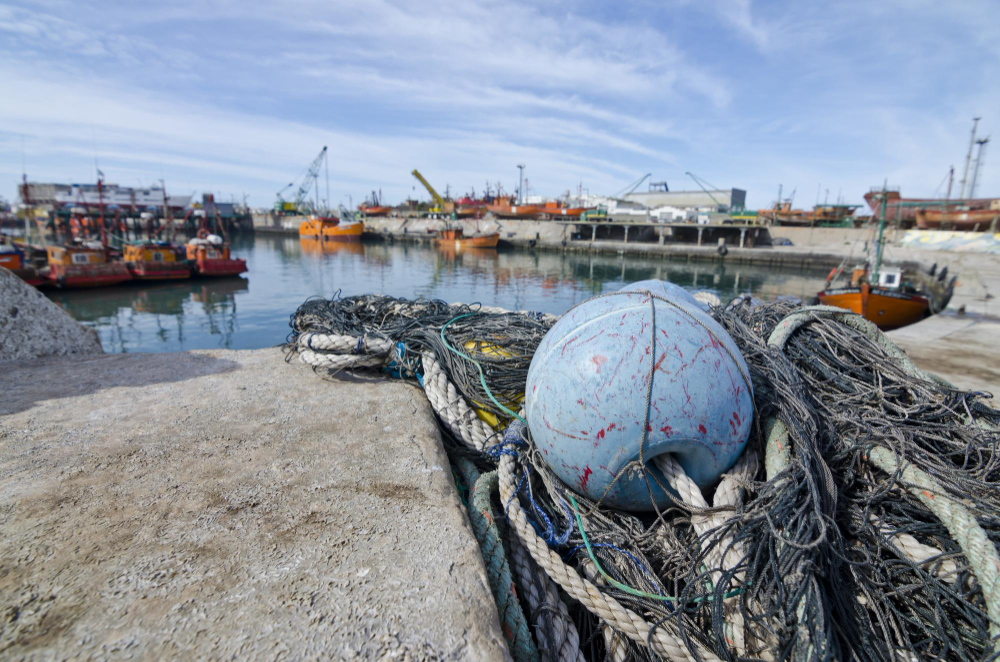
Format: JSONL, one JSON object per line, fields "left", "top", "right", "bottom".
{"left": 1, "top": 352, "right": 240, "bottom": 416}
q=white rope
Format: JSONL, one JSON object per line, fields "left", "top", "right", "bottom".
{"left": 420, "top": 349, "right": 495, "bottom": 452}
{"left": 499, "top": 453, "right": 723, "bottom": 662}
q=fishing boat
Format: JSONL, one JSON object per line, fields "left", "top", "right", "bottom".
{"left": 185, "top": 231, "right": 247, "bottom": 277}
{"left": 0, "top": 239, "right": 44, "bottom": 286}
{"left": 817, "top": 189, "right": 954, "bottom": 330}
{"left": 299, "top": 215, "right": 364, "bottom": 242}
{"left": 44, "top": 241, "right": 132, "bottom": 288}
{"left": 122, "top": 242, "right": 191, "bottom": 280}
{"left": 915, "top": 208, "right": 999, "bottom": 231}
{"left": 358, "top": 190, "right": 391, "bottom": 217}
{"left": 540, "top": 201, "right": 589, "bottom": 219}
{"left": 435, "top": 226, "right": 500, "bottom": 249}
{"left": 486, "top": 200, "right": 541, "bottom": 219}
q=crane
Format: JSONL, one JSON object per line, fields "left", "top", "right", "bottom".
{"left": 615, "top": 173, "right": 651, "bottom": 198}
{"left": 276, "top": 146, "right": 328, "bottom": 213}
{"left": 685, "top": 171, "right": 725, "bottom": 211}
{"left": 411, "top": 169, "right": 453, "bottom": 213}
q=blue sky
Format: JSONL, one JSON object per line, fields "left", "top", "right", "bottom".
{"left": 2, "top": 0, "right": 998, "bottom": 209}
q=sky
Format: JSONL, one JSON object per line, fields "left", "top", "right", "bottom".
{"left": 2, "top": 0, "right": 999, "bottom": 210}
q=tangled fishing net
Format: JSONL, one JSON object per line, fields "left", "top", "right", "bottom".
{"left": 288, "top": 292, "right": 1000, "bottom": 662}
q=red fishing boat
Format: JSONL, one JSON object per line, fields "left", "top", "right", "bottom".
{"left": 0, "top": 239, "right": 44, "bottom": 286}
{"left": 185, "top": 231, "right": 247, "bottom": 277}
{"left": 123, "top": 242, "right": 191, "bottom": 280}
{"left": 44, "top": 241, "right": 132, "bottom": 288}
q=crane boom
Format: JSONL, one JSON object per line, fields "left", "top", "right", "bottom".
{"left": 617, "top": 173, "right": 651, "bottom": 198}
{"left": 293, "top": 146, "right": 328, "bottom": 211}
{"left": 411, "top": 169, "right": 446, "bottom": 208}
{"left": 685, "top": 171, "right": 724, "bottom": 209}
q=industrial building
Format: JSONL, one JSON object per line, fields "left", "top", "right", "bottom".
{"left": 623, "top": 188, "right": 746, "bottom": 211}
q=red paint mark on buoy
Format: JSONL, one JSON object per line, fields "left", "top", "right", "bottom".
{"left": 698, "top": 424, "right": 707, "bottom": 435}
{"left": 592, "top": 354, "right": 608, "bottom": 372}
{"left": 673, "top": 343, "right": 684, "bottom": 359}
{"left": 596, "top": 428, "right": 606, "bottom": 440}
{"left": 647, "top": 424, "right": 652, "bottom": 432}
{"left": 577, "top": 398, "right": 585, "bottom": 406}
{"left": 653, "top": 352, "right": 668, "bottom": 373}
{"left": 733, "top": 411, "right": 741, "bottom": 426}
{"left": 660, "top": 425, "right": 673, "bottom": 436}
{"left": 608, "top": 422, "right": 617, "bottom": 431}
{"left": 580, "top": 466, "right": 593, "bottom": 490}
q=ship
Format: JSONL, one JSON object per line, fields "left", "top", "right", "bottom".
{"left": 915, "top": 208, "right": 999, "bottom": 231}
{"left": 299, "top": 214, "right": 364, "bottom": 242}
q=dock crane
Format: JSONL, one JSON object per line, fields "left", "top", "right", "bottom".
{"left": 411, "top": 169, "right": 453, "bottom": 214}
{"left": 615, "top": 173, "right": 651, "bottom": 199}
{"left": 685, "top": 171, "right": 727, "bottom": 211}
{"left": 276, "top": 146, "right": 328, "bottom": 214}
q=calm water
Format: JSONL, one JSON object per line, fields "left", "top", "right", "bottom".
{"left": 46, "top": 235, "right": 831, "bottom": 354}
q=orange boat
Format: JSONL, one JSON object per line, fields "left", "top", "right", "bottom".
{"left": 0, "top": 240, "right": 44, "bottom": 286}
{"left": 540, "top": 201, "right": 589, "bottom": 218}
{"left": 123, "top": 242, "right": 191, "bottom": 280}
{"left": 436, "top": 227, "right": 500, "bottom": 248}
{"left": 45, "top": 242, "right": 132, "bottom": 289}
{"left": 299, "top": 215, "right": 364, "bottom": 242}
{"left": 185, "top": 233, "right": 247, "bottom": 277}
{"left": 915, "top": 208, "right": 999, "bottom": 231}
{"left": 486, "top": 203, "right": 541, "bottom": 219}
{"left": 817, "top": 189, "right": 953, "bottom": 330}
{"left": 358, "top": 205, "right": 392, "bottom": 217}
{"left": 817, "top": 266, "right": 931, "bottom": 330}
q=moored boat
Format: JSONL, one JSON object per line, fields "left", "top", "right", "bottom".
{"left": 299, "top": 215, "right": 364, "bottom": 242}
{"left": 435, "top": 227, "right": 500, "bottom": 248}
{"left": 817, "top": 188, "right": 954, "bottom": 330}
{"left": 0, "top": 239, "right": 45, "bottom": 286}
{"left": 123, "top": 242, "right": 191, "bottom": 280}
{"left": 185, "top": 232, "right": 247, "bottom": 277}
{"left": 45, "top": 241, "right": 132, "bottom": 288}
{"left": 915, "top": 208, "right": 999, "bottom": 231}
{"left": 358, "top": 205, "right": 392, "bottom": 217}
{"left": 486, "top": 203, "right": 541, "bottom": 219}
{"left": 540, "top": 201, "right": 589, "bottom": 219}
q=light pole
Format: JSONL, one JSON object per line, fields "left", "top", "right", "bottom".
{"left": 517, "top": 164, "right": 525, "bottom": 204}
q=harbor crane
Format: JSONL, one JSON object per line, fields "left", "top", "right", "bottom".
{"left": 411, "top": 169, "right": 453, "bottom": 214}
{"left": 685, "top": 171, "right": 726, "bottom": 211}
{"left": 276, "top": 146, "right": 329, "bottom": 213}
{"left": 615, "top": 173, "right": 651, "bottom": 199}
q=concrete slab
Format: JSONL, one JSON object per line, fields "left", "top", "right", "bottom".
{"left": 0, "top": 348, "right": 506, "bottom": 660}
{"left": 888, "top": 314, "right": 1000, "bottom": 396}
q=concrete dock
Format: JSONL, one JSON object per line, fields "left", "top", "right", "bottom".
{"left": 0, "top": 349, "right": 506, "bottom": 660}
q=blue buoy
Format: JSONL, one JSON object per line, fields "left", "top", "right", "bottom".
{"left": 525, "top": 281, "right": 753, "bottom": 511}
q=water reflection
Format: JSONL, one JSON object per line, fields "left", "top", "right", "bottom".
{"left": 48, "top": 278, "right": 248, "bottom": 353}
{"left": 46, "top": 235, "right": 831, "bottom": 353}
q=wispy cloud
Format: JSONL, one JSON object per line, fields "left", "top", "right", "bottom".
{"left": 0, "top": 0, "right": 997, "bottom": 207}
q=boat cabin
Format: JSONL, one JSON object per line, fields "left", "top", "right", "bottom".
{"left": 123, "top": 243, "right": 181, "bottom": 265}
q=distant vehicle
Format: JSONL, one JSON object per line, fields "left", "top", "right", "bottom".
{"left": 771, "top": 237, "right": 794, "bottom": 246}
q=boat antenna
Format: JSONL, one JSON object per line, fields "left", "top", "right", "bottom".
{"left": 872, "top": 183, "right": 888, "bottom": 283}
{"left": 958, "top": 117, "right": 980, "bottom": 199}
{"left": 517, "top": 164, "right": 525, "bottom": 204}
{"left": 325, "top": 149, "right": 330, "bottom": 213}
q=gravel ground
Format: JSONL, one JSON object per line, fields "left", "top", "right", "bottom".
{"left": 0, "top": 348, "right": 506, "bottom": 660}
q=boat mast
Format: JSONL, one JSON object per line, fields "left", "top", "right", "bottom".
{"left": 872, "top": 186, "right": 887, "bottom": 283}
{"left": 21, "top": 174, "right": 30, "bottom": 244}
{"left": 959, "top": 117, "right": 980, "bottom": 199}
{"left": 969, "top": 136, "right": 990, "bottom": 199}
{"left": 98, "top": 174, "right": 107, "bottom": 245}
{"left": 160, "top": 180, "right": 173, "bottom": 241}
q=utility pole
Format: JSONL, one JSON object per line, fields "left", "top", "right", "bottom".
{"left": 959, "top": 117, "right": 981, "bottom": 199}
{"left": 946, "top": 166, "right": 954, "bottom": 201}
{"left": 517, "top": 164, "right": 525, "bottom": 204}
{"left": 969, "top": 136, "right": 990, "bottom": 199}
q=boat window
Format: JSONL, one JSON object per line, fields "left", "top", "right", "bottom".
{"left": 72, "top": 253, "right": 90, "bottom": 264}
{"left": 152, "top": 252, "right": 164, "bottom": 262}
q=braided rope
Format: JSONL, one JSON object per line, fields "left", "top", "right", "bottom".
{"left": 498, "top": 453, "right": 722, "bottom": 662}
{"left": 421, "top": 349, "right": 495, "bottom": 452}
{"left": 509, "top": 531, "right": 586, "bottom": 662}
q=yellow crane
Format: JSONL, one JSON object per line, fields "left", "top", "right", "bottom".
{"left": 411, "top": 169, "right": 454, "bottom": 214}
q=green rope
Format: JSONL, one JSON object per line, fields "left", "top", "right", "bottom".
{"left": 454, "top": 457, "right": 540, "bottom": 662}
{"left": 568, "top": 493, "right": 743, "bottom": 605}
{"left": 441, "top": 313, "right": 527, "bottom": 425}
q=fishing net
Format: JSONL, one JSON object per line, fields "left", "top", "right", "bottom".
{"left": 288, "top": 292, "right": 1000, "bottom": 662}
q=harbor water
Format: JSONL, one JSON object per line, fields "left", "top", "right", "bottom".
{"left": 45, "top": 235, "right": 832, "bottom": 353}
